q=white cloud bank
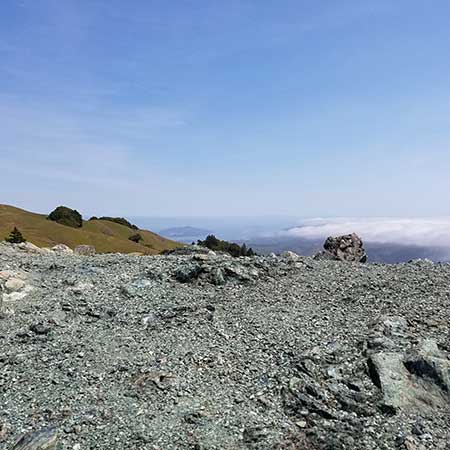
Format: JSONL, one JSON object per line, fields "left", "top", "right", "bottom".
{"left": 286, "top": 218, "right": 450, "bottom": 247}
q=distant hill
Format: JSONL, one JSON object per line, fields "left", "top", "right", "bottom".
{"left": 0, "top": 204, "right": 182, "bottom": 254}
{"left": 159, "top": 226, "right": 212, "bottom": 240}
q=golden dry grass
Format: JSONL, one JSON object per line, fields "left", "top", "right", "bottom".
{"left": 0, "top": 204, "right": 182, "bottom": 255}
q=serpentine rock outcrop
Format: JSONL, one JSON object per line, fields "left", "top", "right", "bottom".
{"left": 314, "top": 233, "right": 367, "bottom": 262}
{"left": 0, "top": 243, "right": 449, "bottom": 449}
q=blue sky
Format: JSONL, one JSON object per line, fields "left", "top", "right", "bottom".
{"left": 1, "top": 0, "right": 450, "bottom": 217}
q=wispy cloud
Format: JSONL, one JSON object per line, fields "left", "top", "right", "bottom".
{"left": 0, "top": 96, "right": 187, "bottom": 200}
{"left": 0, "top": 97, "right": 186, "bottom": 141}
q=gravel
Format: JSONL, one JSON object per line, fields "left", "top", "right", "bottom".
{"left": 1, "top": 243, "right": 449, "bottom": 449}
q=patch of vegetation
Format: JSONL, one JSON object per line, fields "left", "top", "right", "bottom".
{"left": 197, "top": 235, "right": 255, "bottom": 257}
{"left": 5, "top": 227, "right": 26, "bottom": 244}
{"left": 47, "top": 206, "right": 83, "bottom": 228}
{"left": 90, "top": 216, "right": 138, "bottom": 230}
{"left": 128, "top": 233, "right": 143, "bottom": 243}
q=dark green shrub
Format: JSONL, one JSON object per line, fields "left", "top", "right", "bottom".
{"left": 95, "top": 217, "right": 138, "bottom": 230}
{"left": 197, "top": 234, "right": 256, "bottom": 257}
{"left": 47, "top": 206, "right": 83, "bottom": 228}
{"left": 5, "top": 227, "right": 26, "bottom": 244}
{"left": 129, "top": 233, "right": 143, "bottom": 243}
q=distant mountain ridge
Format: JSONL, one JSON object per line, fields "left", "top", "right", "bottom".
{"left": 159, "top": 226, "right": 212, "bottom": 239}
{"left": 0, "top": 204, "right": 181, "bottom": 254}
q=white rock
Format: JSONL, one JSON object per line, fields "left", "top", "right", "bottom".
{"left": 0, "top": 270, "right": 17, "bottom": 281}
{"left": 5, "top": 278, "right": 26, "bottom": 292}
{"left": 0, "top": 270, "right": 28, "bottom": 281}
{"left": 16, "top": 242, "right": 45, "bottom": 254}
{"left": 2, "top": 291, "right": 29, "bottom": 302}
{"left": 280, "top": 250, "right": 300, "bottom": 261}
{"left": 409, "top": 258, "right": 434, "bottom": 265}
{"left": 52, "top": 244, "right": 74, "bottom": 254}
{"left": 71, "top": 282, "right": 93, "bottom": 294}
{"left": 142, "top": 313, "right": 159, "bottom": 328}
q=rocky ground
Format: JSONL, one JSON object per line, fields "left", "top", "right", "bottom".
{"left": 0, "top": 243, "right": 449, "bottom": 450}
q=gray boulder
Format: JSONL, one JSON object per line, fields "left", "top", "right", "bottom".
{"left": 11, "top": 427, "right": 58, "bottom": 449}
{"left": 366, "top": 317, "right": 450, "bottom": 415}
{"left": 121, "top": 279, "right": 153, "bottom": 297}
{"left": 174, "top": 264, "right": 202, "bottom": 283}
{"left": 74, "top": 245, "right": 96, "bottom": 256}
{"left": 210, "top": 267, "right": 225, "bottom": 285}
{"left": 368, "top": 339, "right": 450, "bottom": 414}
{"left": 314, "top": 233, "right": 367, "bottom": 262}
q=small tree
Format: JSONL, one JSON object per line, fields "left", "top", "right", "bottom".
{"left": 228, "top": 243, "right": 242, "bottom": 257}
{"left": 5, "top": 227, "right": 26, "bottom": 244}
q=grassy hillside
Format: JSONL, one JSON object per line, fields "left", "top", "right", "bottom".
{"left": 0, "top": 204, "right": 182, "bottom": 255}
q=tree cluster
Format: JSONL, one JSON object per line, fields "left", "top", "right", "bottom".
{"left": 47, "top": 206, "right": 83, "bottom": 228}
{"left": 197, "top": 235, "right": 255, "bottom": 257}
{"left": 90, "top": 216, "right": 138, "bottom": 230}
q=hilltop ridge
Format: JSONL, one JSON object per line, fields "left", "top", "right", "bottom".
{"left": 0, "top": 204, "right": 181, "bottom": 254}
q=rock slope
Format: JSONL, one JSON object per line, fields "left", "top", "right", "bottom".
{"left": 0, "top": 244, "right": 449, "bottom": 449}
